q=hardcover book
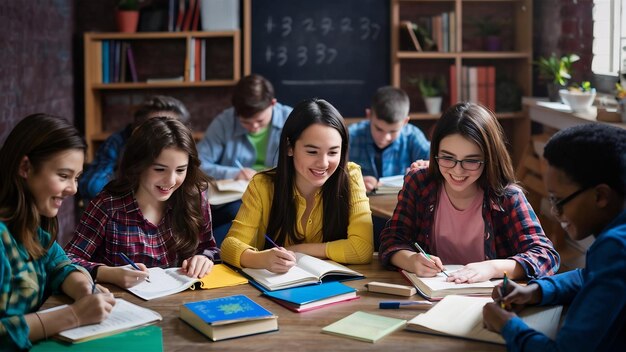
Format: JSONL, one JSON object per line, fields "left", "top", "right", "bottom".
{"left": 180, "top": 295, "right": 278, "bottom": 341}
{"left": 262, "top": 281, "right": 359, "bottom": 312}
{"left": 402, "top": 265, "right": 495, "bottom": 301}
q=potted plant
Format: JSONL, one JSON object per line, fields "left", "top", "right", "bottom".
{"left": 534, "top": 53, "right": 580, "bottom": 102}
{"left": 116, "top": 0, "right": 140, "bottom": 33}
{"left": 409, "top": 75, "right": 447, "bottom": 115}
{"left": 472, "top": 16, "right": 504, "bottom": 51}
{"left": 559, "top": 81, "right": 596, "bottom": 113}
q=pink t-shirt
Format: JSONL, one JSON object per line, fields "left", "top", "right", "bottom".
{"left": 432, "top": 188, "right": 485, "bottom": 264}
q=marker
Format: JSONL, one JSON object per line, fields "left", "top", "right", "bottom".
{"left": 500, "top": 271, "right": 508, "bottom": 309}
{"left": 119, "top": 252, "right": 150, "bottom": 282}
{"left": 265, "top": 234, "right": 279, "bottom": 248}
{"left": 379, "top": 301, "right": 433, "bottom": 309}
{"left": 412, "top": 242, "right": 449, "bottom": 277}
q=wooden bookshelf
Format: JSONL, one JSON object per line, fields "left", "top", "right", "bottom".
{"left": 391, "top": 0, "right": 532, "bottom": 165}
{"left": 83, "top": 31, "right": 241, "bottom": 161}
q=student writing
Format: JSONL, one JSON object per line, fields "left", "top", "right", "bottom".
{"left": 483, "top": 124, "right": 626, "bottom": 351}
{"left": 65, "top": 117, "right": 219, "bottom": 288}
{"left": 379, "top": 103, "right": 560, "bottom": 283}
{"left": 0, "top": 114, "right": 115, "bottom": 350}
{"left": 220, "top": 98, "right": 374, "bottom": 273}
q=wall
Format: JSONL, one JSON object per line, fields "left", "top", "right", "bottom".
{"left": 533, "top": 0, "right": 594, "bottom": 95}
{"left": 0, "top": 0, "right": 76, "bottom": 244}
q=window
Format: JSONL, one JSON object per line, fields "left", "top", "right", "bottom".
{"left": 592, "top": 0, "right": 623, "bottom": 76}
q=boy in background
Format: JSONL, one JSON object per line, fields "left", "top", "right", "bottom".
{"left": 197, "top": 74, "right": 292, "bottom": 244}
{"left": 349, "top": 86, "right": 430, "bottom": 249}
{"left": 79, "top": 95, "right": 190, "bottom": 202}
{"left": 483, "top": 124, "right": 626, "bottom": 351}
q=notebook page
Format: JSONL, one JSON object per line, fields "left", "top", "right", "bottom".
{"left": 127, "top": 267, "right": 196, "bottom": 300}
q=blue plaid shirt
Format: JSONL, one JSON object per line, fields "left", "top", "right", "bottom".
{"left": 348, "top": 120, "right": 430, "bottom": 178}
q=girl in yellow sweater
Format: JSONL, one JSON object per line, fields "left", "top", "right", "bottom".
{"left": 220, "top": 98, "right": 374, "bottom": 273}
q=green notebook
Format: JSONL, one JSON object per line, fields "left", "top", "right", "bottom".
{"left": 31, "top": 325, "right": 163, "bottom": 352}
{"left": 321, "top": 311, "right": 406, "bottom": 343}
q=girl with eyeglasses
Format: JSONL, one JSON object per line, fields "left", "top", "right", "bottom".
{"left": 379, "top": 103, "right": 559, "bottom": 283}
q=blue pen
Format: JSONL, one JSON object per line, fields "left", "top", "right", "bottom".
{"left": 234, "top": 160, "right": 245, "bottom": 171}
{"left": 119, "top": 252, "right": 150, "bottom": 282}
{"left": 379, "top": 301, "right": 433, "bottom": 309}
{"left": 264, "top": 234, "right": 279, "bottom": 248}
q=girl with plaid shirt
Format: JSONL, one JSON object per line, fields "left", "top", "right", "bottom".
{"left": 65, "top": 117, "right": 219, "bottom": 289}
{"left": 379, "top": 103, "right": 559, "bottom": 283}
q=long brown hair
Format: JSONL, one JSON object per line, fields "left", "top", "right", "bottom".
{"left": 0, "top": 114, "right": 86, "bottom": 259}
{"left": 105, "top": 117, "right": 211, "bottom": 260}
{"left": 264, "top": 98, "right": 350, "bottom": 245}
{"left": 429, "top": 102, "right": 517, "bottom": 201}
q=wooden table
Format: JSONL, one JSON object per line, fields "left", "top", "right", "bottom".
{"left": 42, "top": 259, "right": 504, "bottom": 351}
{"left": 369, "top": 194, "right": 398, "bottom": 219}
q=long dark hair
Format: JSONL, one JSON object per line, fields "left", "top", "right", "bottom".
{"left": 429, "top": 102, "right": 516, "bottom": 201}
{"left": 106, "top": 117, "right": 211, "bottom": 260}
{"left": 0, "top": 114, "right": 85, "bottom": 258}
{"left": 264, "top": 98, "right": 350, "bottom": 245}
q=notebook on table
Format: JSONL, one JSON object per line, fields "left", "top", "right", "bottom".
{"left": 31, "top": 325, "right": 163, "bottom": 351}
{"left": 406, "top": 295, "right": 563, "bottom": 344}
{"left": 321, "top": 311, "right": 407, "bottom": 343}
{"left": 242, "top": 253, "right": 364, "bottom": 291}
{"left": 207, "top": 179, "right": 249, "bottom": 205}
{"left": 401, "top": 265, "right": 495, "bottom": 301}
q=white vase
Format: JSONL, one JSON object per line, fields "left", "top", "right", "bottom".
{"left": 424, "top": 97, "right": 443, "bottom": 115}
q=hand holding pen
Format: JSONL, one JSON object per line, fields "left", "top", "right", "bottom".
{"left": 263, "top": 234, "right": 296, "bottom": 273}
{"left": 234, "top": 160, "right": 256, "bottom": 181}
{"left": 118, "top": 252, "right": 151, "bottom": 283}
{"left": 412, "top": 242, "right": 448, "bottom": 277}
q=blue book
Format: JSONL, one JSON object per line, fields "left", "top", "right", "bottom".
{"left": 263, "top": 282, "right": 359, "bottom": 312}
{"left": 102, "top": 40, "right": 109, "bottom": 83}
{"left": 180, "top": 295, "right": 278, "bottom": 341}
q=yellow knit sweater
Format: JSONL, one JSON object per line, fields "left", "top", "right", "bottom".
{"left": 220, "top": 162, "right": 374, "bottom": 268}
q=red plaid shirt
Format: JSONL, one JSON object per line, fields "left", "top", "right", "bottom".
{"left": 65, "top": 190, "right": 219, "bottom": 274}
{"left": 379, "top": 168, "right": 560, "bottom": 279}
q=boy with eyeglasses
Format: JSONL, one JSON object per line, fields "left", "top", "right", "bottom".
{"left": 483, "top": 123, "right": 626, "bottom": 351}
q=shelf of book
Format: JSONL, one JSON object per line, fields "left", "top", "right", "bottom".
{"left": 391, "top": 0, "right": 532, "bottom": 165}
{"left": 83, "top": 30, "right": 240, "bottom": 161}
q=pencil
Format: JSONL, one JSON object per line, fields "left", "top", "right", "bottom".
{"left": 412, "top": 242, "right": 449, "bottom": 277}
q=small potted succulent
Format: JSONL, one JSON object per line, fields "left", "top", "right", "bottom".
{"left": 472, "top": 16, "right": 504, "bottom": 51}
{"left": 534, "top": 53, "right": 580, "bottom": 102}
{"left": 409, "top": 75, "right": 447, "bottom": 115}
{"left": 116, "top": 0, "right": 140, "bottom": 33}
{"left": 559, "top": 81, "right": 596, "bottom": 113}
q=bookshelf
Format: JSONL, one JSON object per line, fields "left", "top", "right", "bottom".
{"left": 391, "top": 0, "right": 532, "bottom": 165}
{"left": 83, "top": 31, "right": 241, "bottom": 161}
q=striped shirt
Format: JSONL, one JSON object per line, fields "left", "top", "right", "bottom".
{"left": 65, "top": 190, "right": 219, "bottom": 274}
{"left": 379, "top": 168, "right": 560, "bottom": 279}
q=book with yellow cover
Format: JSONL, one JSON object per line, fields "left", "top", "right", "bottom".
{"left": 127, "top": 264, "right": 247, "bottom": 300}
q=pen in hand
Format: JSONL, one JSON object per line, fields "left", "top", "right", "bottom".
{"left": 118, "top": 252, "right": 150, "bottom": 283}
{"left": 234, "top": 159, "right": 245, "bottom": 171}
{"left": 500, "top": 271, "right": 508, "bottom": 309}
{"left": 265, "top": 234, "right": 280, "bottom": 248}
{"left": 412, "top": 242, "right": 449, "bottom": 277}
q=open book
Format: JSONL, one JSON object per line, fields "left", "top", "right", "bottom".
{"left": 406, "top": 295, "right": 563, "bottom": 344}
{"left": 374, "top": 175, "right": 405, "bottom": 195}
{"left": 242, "top": 253, "right": 364, "bottom": 291}
{"left": 207, "top": 179, "right": 249, "bottom": 205}
{"left": 127, "top": 264, "right": 247, "bottom": 300}
{"left": 41, "top": 299, "right": 162, "bottom": 343}
{"left": 402, "top": 265, "right": 495, "bottom": 300}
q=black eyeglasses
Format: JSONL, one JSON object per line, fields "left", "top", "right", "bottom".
{"left": 435, "top": 156, "right": 485, "bottom": 171}
{"left": 549, "top": 186, "right": 591, "bottom": 217}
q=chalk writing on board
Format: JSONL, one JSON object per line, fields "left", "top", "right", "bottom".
{"left": 262, "top": 16, "right": 381, "bottom": 67}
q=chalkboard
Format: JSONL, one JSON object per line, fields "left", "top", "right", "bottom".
{"left": 250, "top": 0, "right": 390, "bottom": 117}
